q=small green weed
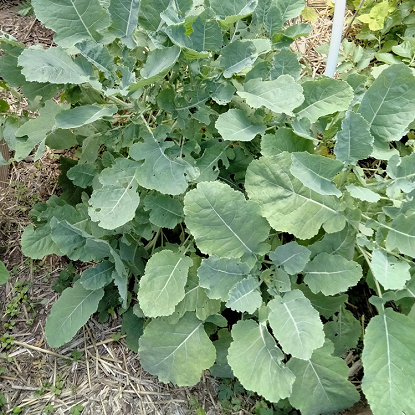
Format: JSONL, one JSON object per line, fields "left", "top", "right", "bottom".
{"left": 69, "top": 404, "right": 84, "bottom": 415}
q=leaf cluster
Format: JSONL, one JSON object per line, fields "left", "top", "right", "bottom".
{"left": 1, "top": 1, "right": 415, "bottom": 414}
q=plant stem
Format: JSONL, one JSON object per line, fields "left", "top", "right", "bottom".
{"left": 357, "top": 245, "right": 383, "bottom": 299}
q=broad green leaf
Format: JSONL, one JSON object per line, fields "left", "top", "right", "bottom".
{"left": 67, "top": 164, "right": 98, "bottom": 188}
{"left": 138, "top": 0, "right": 170, "bottom": 31}
{"left": 80, "top": 260, "right": 114, "bottom": 290}
{"left": 210, "top": 329, "right": 233, "bottom": 378}
{"left": 358, "top": 64, "right": 415, "bottom": 155}
{"left": 226, "top": 276, "right": 262, "bottom": 313}
{"left": 0, "top": 42, "right": 27, "bottom": 88}
{"left": 270, "top": 48, "right": 301, "bottom": 80}
{"left": 75, "top": 41, "right": 116, "bottom": 75}
{"left": 272, "top": 268, "right": 292, "bottom": 293}
{"left": 304, "top": 252, "right": 363, "bottom": 295}
{"left": 346, "top": 184, "right": 380, "bottom": 202}
{"left": 143, "top": 194, "right": 184, "bottom": 229}
{"left": 139, "top": 312, "right": 216, "bottom": 386}
{"left": 334, "top": 111, "right": 374, "bottom": 165}
{"left": 31, "top": 0, "right": 110, "bottom": 47}
{"left": 238, "top": 76, "right": 304, "bottom": 115}
{"left": 14, "top": 101, "right": 65, "bottom": 161}
{"left": 195, "top": 142, "right": 229, "bottom": 182}
{"left": 324, "top": 306, "right": 361, "bottom": 356}
{"left": 21, "top": 224, "right": 63, "bottom": 259}
{"left": 121, "top": 308, "right": 144, "bottom": 353}
{"left": 108, "top": 0, "right": 140, "bottom": 48}
{"left": 18, "top": 47, "right": 92, "bottom": 84}
{"left": 246, "top": 154, "right": 346, "bottom": 239}
{"left": 131, "top": 46, "right": 181, "bottom": 90}
{"left": 290, "top": 152, "right": 343, "bottom": 197}
{"left": 261, "top": 0, "right": 305, "bottom": 35}
{"left": 130, "top": 126, "right": 198, "bottom": 195}
{"left": 269, "top": 241, "right": 311, "bottom": 275}
{"left": 294, "top": 78, "right": 353, "bottom": 123}
{"left": 261, "top": 128, "right": 314, "bottom": 156}
{"left": 358, "top": 1, "right": 389, "bottom": 31}
{"left": 88, "top": 161, "right": 140, "bottom": 230}
{"left": 228, "top": 320, "right": 295, "bottom": 402}
{"left": 268, "top": 289, "right": 324, "bottom": 360}
{"left": 210, "top": 0, "right": 258, "bottom": 23}
{"left": 296, "top": 284, "right": 349, "bottom": 319}
{"left": 219, "top": 40, "right": 258, "bottom": 78}
{"left": 0, "top": 261, "right": 10, "bottom": 285}
{"left": 288, "top": 341, "right": 360, "bottom": 415}
{"left": 385, "top": 213, "right": 415, "bottom": 257}
{"left": 387, "top": 153, "right": 415, "bottom": 196}
{"left": 45, "top": 281, "right": 104, "bottom": 347}
{"left": 198, "top": 257, "right": 250, "bottom": 301}
{"left": 138, "top": 250, "right": 193, "bottom": 318}
{"left": 189, "top": 15, "right": 222, "bottom": 52}
{"left": 215, "top": 109, "right": 266, "bottom": 142}
{"left": 184, "top": 181, "right": 270, "bottom": 259}
{"left": 46, "top": 129, "right": 78, "bottom": 150}
{"left": 56, "top": 105, "right": 117, "bottom": 129}
{"left": 362, "top": 308, "right": 415, "bottom": 415}
{"left": 371, "top": 248, "right": 411, "bottom": 290}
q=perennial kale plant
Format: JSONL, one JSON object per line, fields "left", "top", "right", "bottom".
{"left": 1, "top": 0, "right": 415, "bottom": 414}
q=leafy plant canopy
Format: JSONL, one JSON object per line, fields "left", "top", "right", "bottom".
{"left": 1, "top": 0, "right": 415, "bottom": 414}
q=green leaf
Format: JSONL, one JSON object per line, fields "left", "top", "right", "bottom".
{"left": 210, "top": 0, "right": 258, "bottom": 23}
{"left": 210, "top": 329, "right": 233, "bottom": 378}
{"left": 294, "top": 78, "right": 353, "bottom": 123}
{"left": 195, "top": 142, "right": 229, "bottom": 182}
{"left": 139, "top": 312, "right": 216, "bottom": 386}
{"left": 357, "top": 64, "right": 415, "bottom": 155}
{"left": 138, "top": 250, "right": 193, "bottom": 318}
{"left": 130, "top": 126, "right": 198, "bottom": 195}
{"left": 108, "top": 0, "right": 140, "bottom": 48}
{"left": 362, "top": 308, "right": 415, "bottom": 415}
{"left": 137, "top": 0, "right": 170, "bottom": 31}
{"left": 304, "top": 252, "right": 363, "bottom": 295}
{"left": 88, "top": 160, "right": 140, "bottom": 230}
{"left": 56, "top": 105, "right": 117, "bottom": 129}
{"left": 270, "top": 48, "right": 301, "bottom": 80}
{"left": 346, "top": 184, "right": 380, "bottom": 202}
{"left": 189, "top": 15, "right": 222, "bottom": 52}
{"left": 226, "top": 276, "right": 262, "bottom": 313}
{"left": 45, "top": 281, "right": 104, "bottom": 347}
{"left": 21, "top": 224, "right": 63, "bottom": 259}
{"left": 215, "top": 109, "right": 266, "bottom": 142}
{"left": 227, "top": 320, "right": 295, "bottom": 402}
{"left": 219, "top": 40, "right": 258, "bottom": 78}
{"left": 75, "top": 41, "right": 116, "bottom": 75}
{"left": 385, "top": 213, "right": 415, "bottom": 257}
{"left": 371, "top": 249, "right": 411, "bottom": 290}
{"left": 14, "top": 100, "right": 66, "bottom": 161}
{"left": 31, "top": 0, "right": 110, "bottom": 47}
{"left": 80, "top": 260, "right": 114, "bottom": 290}
{"left": 18, "top": 47, "right": 92, "bottom": 84}
{"left": 0, "top": 261, "right": 10, "bottom": 285}
{"left": 260, "top": 0, "right": 305, "bottom": 35}
{"left": 46, "top": 129, "right": 78, "bottom": 150}
{"left": 184, "top": 181, "right": 270, "bottom": 259}
{"left": 334, "top": 111, "right": 374, "bottom": 165}
{"left": 269, "top": 241, "right": 311, "bottom": 275}
{"left": 131, "top": 46, "right": 181, "bottom": 90}
{"left": 290, "top": 152, "right": 343, "bottom": 197}
{"left": 67, "top": 164, "right": 98, "bottom": 188}
{"left": 268, "top": 289, "right": 324, "bottom": 360}
{"left": 324, "top": 306, "right": 361, "bottom": 356}
{"left": 245, "top": 154, "right": 346, "bottom": 239}
{"left": 261, "top": 128, "right": 314, "bottom": 156}
{"left": 238, "top": 76, "right": 304, "bottom": 115}
{"left": 121, "top": 308, "right": 144, "bottom": 353}
{"left": 198, "top": 256, "right": 250, "bottom": 301}
{"left": 387, "top": 153, "right": 415, "bottom": 196}
{"left": 288, "top": 341, "right": 360, "bottom": 415}
{"left": 143, "top": 194, "right": 184, "bottom": 229}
